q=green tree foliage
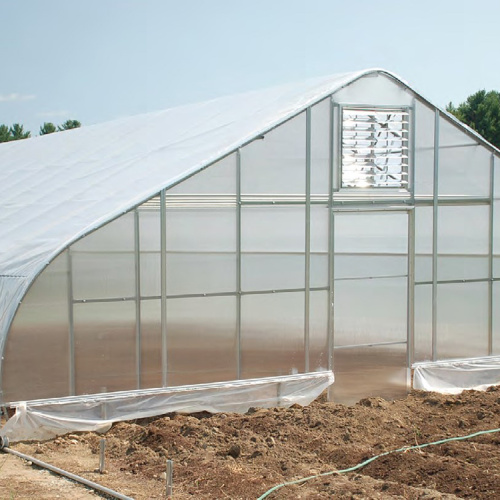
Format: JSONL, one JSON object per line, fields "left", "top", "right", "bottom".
{"left": 447, "top": 90, "right": 500, "bottom": 149}
{"left": 0, "top": 123, "right": 31, "bottom": 142}
{"left": 0, "top": 119, "right": 82, "bottom": 143}
{"left": 57, "top": 119, "right": 81, "bottom": 131}
{"left": 39, "top": 122, "right": 57, "bottom": 135}
{"left": 10, "top": 123, "right": 31, "bottom": 140}
{"left": 0, "top": 124, "right": 10, "bottom": 143}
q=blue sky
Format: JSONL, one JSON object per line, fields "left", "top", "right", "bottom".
{"left": 1, "top": 0, "right": 499, "bottom": 135}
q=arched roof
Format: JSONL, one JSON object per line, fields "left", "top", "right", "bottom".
{"left": 0, "top": 68, "right": 497, "bottom": 356}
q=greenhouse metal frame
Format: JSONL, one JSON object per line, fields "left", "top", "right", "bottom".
{"left": 1, "top": 69, "right": 499, "bottom": 440}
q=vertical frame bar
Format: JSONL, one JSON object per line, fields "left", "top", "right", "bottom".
{"left": 333, "top": 103, "right": 342, "bottom": 192}
{"left": 304, "top": 107, "right": 311, "bottom": 373}
{"left": 236, "top": 149, "right": 242, "bottom": 379}
{"left": 406, "top": 208, "right": 415, "bottom": 373}
{"left": 431, "top": 109, "right": 440, "bottom": 361}
{"left": 409, "top": 99, "right": 417, "bottom": 204}
{"left": 134, "top": 209, "right": 142, "bottom": 389}
{"left": 67, "top": 249, "right": 75, "bottom": 396}
{"left": 160, "top": 189, "right": 168, "bottom": 387}
{"left": 488, "top": 153, "right": 495, "bottom": 355}
{"left": 328, "top": 98, "right": 337, "bottom": 375}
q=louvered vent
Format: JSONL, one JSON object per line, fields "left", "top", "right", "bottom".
{"left": 341, "top": 108, "right": 409, "bottom": 189}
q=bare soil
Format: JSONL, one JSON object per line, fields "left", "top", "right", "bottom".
{"left": 1, "top": 387, "right": 499, "bottom": 499}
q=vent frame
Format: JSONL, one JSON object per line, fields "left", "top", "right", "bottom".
{"left": 339, "top": 104, "right": 411, "bottom": 191}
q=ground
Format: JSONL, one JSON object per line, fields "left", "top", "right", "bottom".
{"left": 1, "top": 387, "right": 499, "bottom": 499}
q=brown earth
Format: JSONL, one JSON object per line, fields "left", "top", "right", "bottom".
{"left": 1, "top": 387, "right": 499, "bottom": 499}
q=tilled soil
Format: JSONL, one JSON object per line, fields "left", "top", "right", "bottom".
{"left": 1, "top": 387, "right": 499, "bottom": 499}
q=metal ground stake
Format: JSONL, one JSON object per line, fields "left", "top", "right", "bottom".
{"left": 99, "top": 438, "right": 106, "bottom": 473}
{"left": 166, "top": 459, "right": 173, "bottom": 497}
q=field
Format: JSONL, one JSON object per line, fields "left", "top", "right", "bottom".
{"left": 1, "top": 387, "right": 499, "bottom": 499}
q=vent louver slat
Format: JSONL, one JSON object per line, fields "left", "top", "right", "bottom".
{"left": 342, "top": 108, "right": 409, "bottom": 189}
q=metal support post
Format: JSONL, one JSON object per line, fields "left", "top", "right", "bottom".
{"left": 160, "top": 189, "right": 168, "bottom": 387}
{"left": 327, "top": 99, "right": 337, "bottom": 401}
{"left": 134, "top": 209, "right": 142, "bottom": 389}
{"left": 236, "top": 150, "right": 242, "bottom": 379}
{"left": 67, "top": 250, "right": 76, "bottom": 396}
{"left": 488, "top": 153, "right": 495, "bottom": 355}
{"left": 431, "top": 110, "right": 440, "bottom": 361}
{"left": 406, "top": 208, "right": 416, "bottom": 375}
{"left": 304, "top": 107, "right": 311, "bottom": 373}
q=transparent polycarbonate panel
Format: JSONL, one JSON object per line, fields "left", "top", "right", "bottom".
{"left": 166, "top": 207, "right": 236, "bottom": 295}
{"left": 334, "top": 212, "right": 408, "bottom": 279}
{"left": 333, "top": 73, "right": 413, "bottom": 107}
{"left": 3, "top": 253, "right": 69, "bottom": 403}
{"left": 310, "top": 205, "right": 329, "bottom": 288}
{"left": 494, "top": 282, "right": 500, "bottom": 355}
{"left": 437, "top": 205, "right": 489, "bottom": 281}
{"left": 310, "top": 99, "right": 330, "bottom": 195}
{"left": 72, "top": 252, "right": 136, "bottom": 300}
{"left": 166, "top": 296, "right": 237, "bottom": 386}
{"left": 72, "top": 212, "right": 135, "bottom": 300}
{"left": 414, "top": 284, "right": 433, "bottom": 362}
{"left": 331, "top": 344, "right": 408, "bottom": 405}
{"left": 240, "top": 113, "right": 306, "bottom": 195}
{"left": 242, "top": 254, "right": 305, "bottom": 291}
{"left": 415, "top": 206, "right": 433, "bottom": 282}
{"left": 167, "top": 153, "right": 236, "bottom": 195}
{"left": 72, "top": 212, "right": 135, "bottom": 252}
{"left": 414, "top": 100, "right": 435, "bottom": 196}
{"left": 140, "top": 299, "right": 162, "bottom": 388}
{"left": 139, "top": 208, "right": 161, "bottom": 250}
{"left": 438, "top": 117, "right": 490, "bottom": 197}
{"left": 436, "top": 282, "right": 488, "bottom": 359}
{"left": 334, "top": 277, "right": 407, "bottom": 346}
{"left": 494, "top": 199, "right": 500, "bottom": 278}
{"left": 241, "top": 206, "right": 305, "bottom": 291}
{"left": 74, "top": 301, "right": 137, "bottom": 395}
{"left": 309, "top": 291, "right": 329, "bottom": 371}
{"left": 241, "top": 292, "right": 304, "bottom": 378}
{"left": 139, "top": 207, "right": 161, "bottom": 297}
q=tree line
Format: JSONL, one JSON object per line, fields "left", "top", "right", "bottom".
{"left": 0, "top": 119, "right": 81, "bottom": 143}
{"left": 446, "top": 90, "right": 499, "bottom": 149}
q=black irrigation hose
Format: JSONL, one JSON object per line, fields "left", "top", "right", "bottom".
{"left": 0, "top": 437, "right": 134, "bottom": 500}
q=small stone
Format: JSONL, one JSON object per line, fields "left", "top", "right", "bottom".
{"left": 227, "top": 444, "right": 241, "bottom": 459}
{"left": 160, "top": 472, "right": 167, "bottom": 480}
{"left": 265, "top": 437, "right": 275, "bottom": 447}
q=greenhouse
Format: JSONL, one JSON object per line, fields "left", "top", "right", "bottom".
{"left": 1, "top": 69, "right": 499, "bottom": 441}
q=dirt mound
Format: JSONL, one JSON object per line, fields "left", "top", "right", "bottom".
{"left": 3, "top": 387, "right": 500, "bottom": 499}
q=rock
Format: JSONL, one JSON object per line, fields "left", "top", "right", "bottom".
{"left": 265, "top": 437, "right": 275, "bottom": 447}
{"left": 227, "top": 444, "right": 241, "bottom": 459}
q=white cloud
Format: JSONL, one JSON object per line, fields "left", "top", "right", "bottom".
{"left": 0, "top": 93, "right": 35, "bottom": 102}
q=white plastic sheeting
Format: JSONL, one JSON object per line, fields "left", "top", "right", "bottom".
{"left": 0, "top": 371, "right": 334, "bottom": 442}
{"left": 413, "top": 357, "right": 500, "bottom": 394}
{"left": 0, "top": 69, "right": 384, "bottom": 364}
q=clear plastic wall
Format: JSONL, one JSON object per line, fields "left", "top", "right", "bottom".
{"left": 3, "top": 73, "right": 499, "bottom": 405}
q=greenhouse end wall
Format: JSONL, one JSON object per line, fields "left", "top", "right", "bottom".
{"left": 2, "top": 72, "right": 500, "bottom": 407}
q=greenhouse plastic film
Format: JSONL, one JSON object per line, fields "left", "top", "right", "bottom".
{"left": 0, "top": 371, "right": 334, "bottom": 442}
{"left": 413, "top": 357, "right": 500, "bottom": 394}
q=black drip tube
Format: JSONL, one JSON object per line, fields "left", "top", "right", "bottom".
{"left": 0, "top": 437, "right": 134, "bottom": 500}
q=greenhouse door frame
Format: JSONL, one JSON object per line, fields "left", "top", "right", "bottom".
{"left": 328, "top": 206, "right": 414, "bottom": 399}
